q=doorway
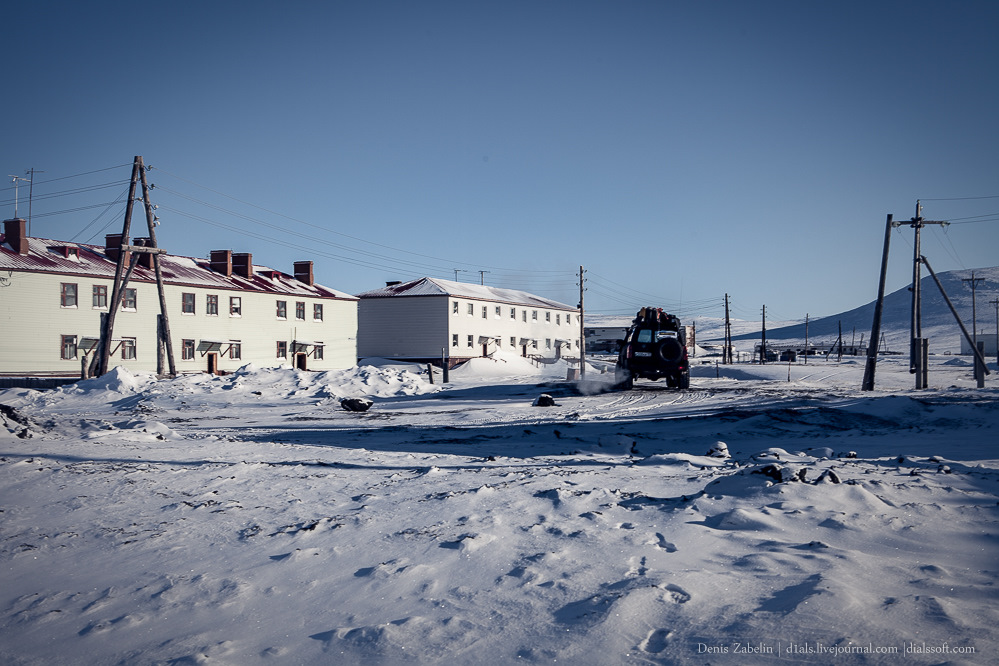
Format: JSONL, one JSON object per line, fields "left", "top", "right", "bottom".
{"left": 206, "top": 353, "right": 218, "bottom": 374}
{"left": 296, "top": 353, "right": 308, "bottom": 371}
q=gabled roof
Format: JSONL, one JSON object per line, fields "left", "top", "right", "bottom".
{"left": 356, "top": 277, "right": 577, "bottom": 311}
{"left": 0, "top": 236, "right": 357, "bottom": 300}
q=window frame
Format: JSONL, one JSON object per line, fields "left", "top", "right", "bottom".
{"left": 182, "top": 339, "right": 195, "bottom": 360}
{"left": 313, "top": 303, "right": 323, "bottom": 321}
{"left": 276, "top": 340, "right": 288, "bottom": 359}
{"left": 229, "top": 296, "right": 241, "bottom": 317}
{"left": 61, "top": 335, "right": 77, "bottom": 360}
{"left": 60, "top": 283, "right": 78, "bottom": 308}
{"left": 121, "top": 288, "right": 137, "bottom": 311}
{"left": 121, "top": 337, "right": 137, "bottom": 360}
{"left": 92, "top": 284, "right": 107, "bottom": 309}
{"left": 181, "top": 292, "right": 196, "bottom": 315}
{"left": 295, "top": 301, "right": 306, "bottom": 320}
{"left": 276, "top": 300, "right": 287, "bottom": 319}
{"left": 206, "top": 294, "right": 219, "bottom": 316}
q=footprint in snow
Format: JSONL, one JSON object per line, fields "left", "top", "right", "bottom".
{"left": 639, "top": 628, "right": 673, "bottom": 654}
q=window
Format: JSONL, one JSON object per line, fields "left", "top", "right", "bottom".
{"left": 276, "top": 300, "right": 287, "bottom": 319}
{"left": 545, "top": 311, "right": 551, "bottom": 323}
{"left": 467, "top": 335, "right": 474, "bottom": 348}
{"left": 207, "top": 294, "right": 219, "bottom": 316}
{"left": 121, "top": 288, "right": 136, "bottom": 310}
{"left": 452, "top": 334, "right": 459, "bottom": 347}
{"left": 60, "top": 283, "right": 78, "bottom": 307}
{"left": 121, "top": 338, "right": 136, "bottom": 359}
{"left": 481, "top": 306, "right": 487, "bottom": 319}
{"left": 61, "top": 335, "right": 77, "bottom": 360}
{"left": 522, "top": 310, "right": 527, "bottom": 322}
{"left": 567, "top": 314, "right": 572, "bottom": 325}
{"left": 230, "top": 296, "right": 241, "bottom": 316}
{"left": 182, "top": 339, "right": 195, "bottom": 360}
{"left": 510, "top": 308, "right": 516, "bottom": 319}
{"left": 229, "top": 342, "right": 241, "bottom": 359}
{"left": 556, "top": 314, "right": 560, "bottom": 325}
{"left": 453, "top": 301, "right": 459, "bottom": 314}
{"left": 314, "top": 303, "right": 323, "bottom": 321}
{"left": 296, "top": 301, "right": 305, "bottom": 320}
{"left": 510, "top": 336, "right": 516, "bottom": 347}
{"left": 92, "top": 285, "right": 107, "bottom": 308}
{"left": 314, "top": 344, "right": 324, "bottom": 360}
{"left": 276, "top": 341, "right": 288, "bottom": 359}
{"left": 495, "top": 306, "right": 501, "bottom": 319}
{"left": 546, "top": 339, "right": 552, "bottom": 349}
{"left": 467, "top": 303, "right": 474, "bottom": 316}
{"left": 182, "top": 293, "right": 195, "bottom": 314}
{"left": 532, "top": 310, "right": 538, "bottom": 321}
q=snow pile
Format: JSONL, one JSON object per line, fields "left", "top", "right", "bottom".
{"left": 0, "top": 354, "right": 996, "bottom": 664}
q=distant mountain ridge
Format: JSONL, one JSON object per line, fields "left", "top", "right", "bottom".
{"left": 730, "top": 266, "right": 999, "bottom": 353}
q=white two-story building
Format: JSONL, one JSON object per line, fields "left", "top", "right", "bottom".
{"left": 356, "top": 277, "right": 580, "bottom": 366}
{"left": 0, "top": 218, "right": 357, "bottom": 378}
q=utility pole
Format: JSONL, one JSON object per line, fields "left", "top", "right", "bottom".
{"left": 962, "top": 272, "right": 985, "bottom": 351}
{"left": 863, "top": 213, "right": 894, "bottom": 390}
{"left": 991, "top": 297, "right": 999, "bottom": 367}
{"left": 898, "top": 201, "right": 948, "bottom": 375}
{"left": 578, "top": 265, "right": 586, "bottom": 379}
{"left": 722, "top": 294, "right": 735, "bottom": 365}
{"left": 760, "top": 305, "right": 767, "bottom": 364}
{"left": 25, "top": 168, "right": 43, "bottom": 236}
{"left": 479, "top": 270, "right": 489, "bottom": 285}
{"left": 804, "top": 313, "right": 809, "bottom": 365}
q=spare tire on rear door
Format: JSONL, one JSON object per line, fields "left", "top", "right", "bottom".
{"left": 656, "top": 337, "right": 684, "bottom": 363}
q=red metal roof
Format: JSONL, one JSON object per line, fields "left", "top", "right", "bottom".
{"left": 0, "top": 236, "right": 356, "bottom": 300}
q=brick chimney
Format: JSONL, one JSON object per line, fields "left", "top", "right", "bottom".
{"left": 3, "top": 218, "right": 29, "bottom": 256}
{"left": 210, "top": 250, "right": 232, "bottom": 277}
{"left": 105, "top": 233, "right": 127, "bottom": 262}
{"left": 232, "top": 252, "right": 253, "bottom": 279}
{"left": 294, "top": 261, "right": 314, "bottom": 286}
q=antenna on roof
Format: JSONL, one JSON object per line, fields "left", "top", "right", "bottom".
{"left": 7, "top": 174, "right": 29, "bottom": 218}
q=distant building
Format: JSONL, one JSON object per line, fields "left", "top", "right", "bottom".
{"left": 0, "top": 218, "right": 357, "bottom": 379}
{"left": 356, "top": 277, "right": 580, "bottom": 366}
{"left": 960, "top": 333, "right": 997, "bottom": 356}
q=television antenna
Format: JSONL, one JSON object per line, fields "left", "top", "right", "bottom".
{"left": 7, "top": 175, "right": 30, "bottom": 218}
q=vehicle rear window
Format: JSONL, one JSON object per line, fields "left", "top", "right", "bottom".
{"left": 636, "top": 329, "right": 653, "bottom": 343}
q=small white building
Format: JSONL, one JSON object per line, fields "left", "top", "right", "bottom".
{"left": 356, "top": 277, "right": 580, "bottom": 366}
{"left": 0, "top": 218, "right": 358, "bottom": 378}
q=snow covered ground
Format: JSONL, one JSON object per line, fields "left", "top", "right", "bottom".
{"left": 1, "top": 352, "right": 996, "bottom": 665}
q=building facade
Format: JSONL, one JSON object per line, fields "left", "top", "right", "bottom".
{"left": 0, "top": 218, "right": 357, "bottom": 377}
{"left": 356, "top": 277, "right": 580, "bottom": 365}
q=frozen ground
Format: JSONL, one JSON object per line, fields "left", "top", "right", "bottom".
{"left": 1, "top": 351, "right": 996, "bottom": 665}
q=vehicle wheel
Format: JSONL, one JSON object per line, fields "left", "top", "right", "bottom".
{"left": 677, "top": 371, "right": 690, "bottom": 390}
{"left": 656, "top": 338, "right": 684, "bottom": 363}
{"left": 614, "top": 369, "right": 634, "bottom": 390}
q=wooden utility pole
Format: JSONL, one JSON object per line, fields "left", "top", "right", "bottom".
{"left": 139, "top": 163, "right": 176, "bottom": 376}
{"left": 722, "top": 294, "right": 735, "bottom": 365}
{"left": 93, "top": 159, "right": 141, "bottom": 377}
{"left": 962, "top": 272, "right": 985, "bottom": 352}
{"left": 93, "top": 156, "right": 175, "bottom": 378}
{"left": 804, "top": 313, "right": 809, "bottom": 365}
{"left": 921, "top": 256, "right": 990, "bottom": 384}
{"left": 862, "top": 214, "right": 893, "bottom": 390}
{"left": 760, "top": 305, "right": 767, "bottom": 364}
{"left": 991, "top": 297, "right": 999, "bottom": 366}
{"left": 899, "top": 201, "right": 948, "bottom": 375}
{"left": 578, "top": 265, "right": 586, "bottom": 379}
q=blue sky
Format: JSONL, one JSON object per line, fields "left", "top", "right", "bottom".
{"left": 3, "top": 1, "right": 997, "bottom": 324}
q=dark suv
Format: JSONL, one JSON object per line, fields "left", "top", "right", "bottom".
{"left": 615, "top": 308, "right": 690, "bottom": 389}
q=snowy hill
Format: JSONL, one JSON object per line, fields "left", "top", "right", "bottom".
{"left": 722, "top": 266, "right": 999, "bottom": 353}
